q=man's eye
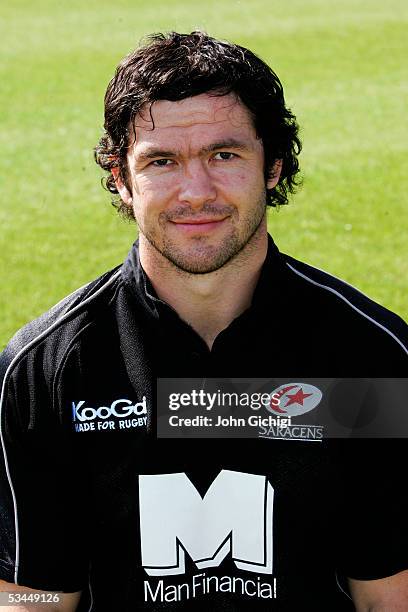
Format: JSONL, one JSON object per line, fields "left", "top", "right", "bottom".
{"left": 152, "top": 159, "right": 173, "bottom": 167}
{"left": 213, "top": 152, "right": 236, "bottom": 161}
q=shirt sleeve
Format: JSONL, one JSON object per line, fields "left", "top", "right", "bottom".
{"left": 334, "top": 438, "right": 408, "bottom": 581}
{"left": 0, "top": 347, "right": 89, "bottom": 592}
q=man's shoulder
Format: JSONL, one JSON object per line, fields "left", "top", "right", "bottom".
{"left": 0, "top": 266, "right": 123, "bottom": 384}
{"left": 281, "top": 253, "right": 408, "bottom": 356}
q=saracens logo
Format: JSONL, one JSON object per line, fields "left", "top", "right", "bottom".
{"left": 267, "top": 383, "right": 322, "bottom": 417}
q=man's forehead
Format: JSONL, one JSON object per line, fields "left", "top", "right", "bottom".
{"left": 133, "top": 93, "right": 253, "bottom": 132}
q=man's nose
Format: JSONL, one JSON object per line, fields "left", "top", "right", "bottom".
{"left": 178, "top": 160, "right": 217, "bottom": 207}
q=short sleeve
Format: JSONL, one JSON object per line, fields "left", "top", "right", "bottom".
{"left": 0, "top": 351, "right": 90, "bottom": 592}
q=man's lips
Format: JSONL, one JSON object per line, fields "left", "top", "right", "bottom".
{"left": 169, "top": 216, "right": 229, "bottom": 231}
{"left": 171, "top": 217, "right": 228, "bottom": 224}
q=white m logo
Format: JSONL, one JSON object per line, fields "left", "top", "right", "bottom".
{"left": 139, "top": 470, "right": 273, "bottom": 576}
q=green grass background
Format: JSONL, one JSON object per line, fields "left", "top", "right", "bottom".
{"left": 1, "top": 0, "right": 407, "bottom": 349}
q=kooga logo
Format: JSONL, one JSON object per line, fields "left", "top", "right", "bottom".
{"left": 139, "top": 470, "right": 274, "bottom": 576}
{"left": 72, "top": 398, "right": 147, "bottom": 422}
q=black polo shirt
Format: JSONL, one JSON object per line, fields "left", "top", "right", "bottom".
{"left": 1, "top": 236, "right": 407, "bottom": 611}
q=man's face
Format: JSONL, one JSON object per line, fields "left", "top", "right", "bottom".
{"left": 116, "top": 93, "right": 280, "bottom": 274}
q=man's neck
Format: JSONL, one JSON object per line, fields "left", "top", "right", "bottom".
{"left": 139, "top": 228, "right": 268, "bottom": 350}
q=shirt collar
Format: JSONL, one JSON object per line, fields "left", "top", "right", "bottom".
{"left": 121, "top": 234, "right": 285, "bottom": 321}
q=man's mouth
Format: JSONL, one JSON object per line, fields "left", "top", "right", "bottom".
{"left": 170, "top": 216, "right": 229, "bottom": 232}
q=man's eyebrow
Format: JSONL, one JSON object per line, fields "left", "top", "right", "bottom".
{"left": 135, "top": 149, "right": 177, "bottom": 162}
{"left": 202, "top": 139, "right": 250, "bottom": 154}
{"left": 135, "top": 139, "right": 250, "bottom": 162}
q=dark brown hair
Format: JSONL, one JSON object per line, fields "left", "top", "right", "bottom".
{"left": 94, "top": 31, "right": 302, "bottom": 219}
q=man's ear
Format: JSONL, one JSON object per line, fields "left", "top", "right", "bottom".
{"left": 266, "top": 159, "right": 283, "bottom": 190}
{"left": 111, "top": 166, "right": 133, "bottom": 205}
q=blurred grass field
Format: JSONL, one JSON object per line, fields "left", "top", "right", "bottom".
{"left": 1, "top": 0, "right": 407, "bottom": 348}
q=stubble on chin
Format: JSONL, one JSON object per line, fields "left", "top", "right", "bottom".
{"left": 139, "top": 194, "right": 267, "bottom": 275}
{"left": 159, "top": 233, "right": 244, "bottom": 274}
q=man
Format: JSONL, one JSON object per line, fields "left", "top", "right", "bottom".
{"left": 0, "top": 31, "right": 407, "bottom": 611}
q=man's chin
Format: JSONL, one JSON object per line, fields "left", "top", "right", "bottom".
{"left": 141, "top": 232, "right": 252, "bottom": 274}
{"left": 158, "top": 239, "right": 246, "bottom": 274}
{"left": 164, "top": 253, "right": 234, "bottom": 275}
